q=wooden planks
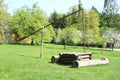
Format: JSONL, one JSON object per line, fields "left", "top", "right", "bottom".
{"left": 72, "top": 58, "right": 109, "bottom": 67}
{"left": 51, "top": 52, "right": 92, "bottom": 65}
{"left": 51, "top": 52, "right": 109, "bottom": 67}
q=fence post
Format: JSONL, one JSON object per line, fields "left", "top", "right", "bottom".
{"left": 40, "top": 26, "right": 45, "bottom": 59}
{"left": 82, "top": 10, "right": 86, "bottom": 52}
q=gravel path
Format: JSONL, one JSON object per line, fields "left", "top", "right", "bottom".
{"left": 92, "top": 48, "right": 120, "bottom": 52}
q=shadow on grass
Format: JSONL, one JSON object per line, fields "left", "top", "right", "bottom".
{"left": 8, "top": 43, "right": 40, "bottom": 47}
{"left": 49, "top": 61, "right": 74, "bottom": 68}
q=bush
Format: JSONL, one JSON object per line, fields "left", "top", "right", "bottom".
{"left": 96, "top": 37, "right": 107, "bottom": 48}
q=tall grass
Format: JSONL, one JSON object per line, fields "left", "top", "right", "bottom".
{"left": 0, "top": 44, "right": 120, "bottom": 80}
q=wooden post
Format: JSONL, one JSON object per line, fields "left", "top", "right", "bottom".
{"left": 40, "top": 26, "right": 45, "bottom": 59}
{"left": 82, "top": 10, "right": 86, "bottom": 52}
{"left": 111, "top": 43, "right": 114, "bottom": 51}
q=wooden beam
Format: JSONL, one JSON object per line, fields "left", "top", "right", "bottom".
{"left": 72, "top": 58, "right": 109, "bottom": 67}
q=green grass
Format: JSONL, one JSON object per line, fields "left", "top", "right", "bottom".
{"left": 0, "top": 44, "right": 120, "bottom": 80}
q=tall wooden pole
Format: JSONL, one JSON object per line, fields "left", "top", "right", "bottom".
{"left": 82, "top": 10, "right": 86, "bottom": 52}
{"left": 40, "top": 26, "right": 45, "bottom": 59}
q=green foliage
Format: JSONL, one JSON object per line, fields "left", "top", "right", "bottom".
{"left": 112, "top": 14, "right": 120, "bottom": 30}
{"left": 101, "top": 0, "right": 119, "bottom": 29}
{"left": 49, "top": 11, "right": 67, "bottom": 29}
{"left": 60, "top": 26, "right": 80, "bottom": 45}
{"left": 0, "top": 29, "right": 4, "bottom": 43}
{"left": 100, "top": 14, "right": 108, "bottom": 28}
{"left": 10, "top": 3, "right": 55, "bottom": 43}
{"left": 97, "top": 37, "right": 107, "bottom": 48}
{"left": 100, "top": 0, "right": 120, "bottom": 48}
{"left": 81, "top": 9, "right": 100, "bottom": 46}
{"left": 44, "top": 25, "right": 55, "bottom": 42}
{"left": 100, "top": 13, "right": 119, "bottom": 29}
{"left": 50, "top": 6, "right": 101, "bottom": 47}
{"left": 54, "top": 28, "right": 62, "bottom": 43}
{"left": 0, "top": 0, "right": 10, "bottom": 43}
{"left": 49, "top": 12, "right": 69, "bottom": 44}
{"left": 69, "top": 6, "right": 78, "bottom": 24}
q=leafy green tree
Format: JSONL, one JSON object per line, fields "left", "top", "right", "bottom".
{"left": 112, "top": 14, "right": 120, "bottom": 30}
{"left": 101, "top": 0, "right": 120, "bottom": 50}
{"left": 0, "top": 0, "right": 10, "bottom": 43}
{"left": 10, "top": 3, "right": 55, "bottom": 44}
{"left": 49, "top": 11, "right": 67, "bottom": 44}
{"left": 102, "top": 0, "right": 119, "bottom": 28}
{"left": 67, "top": 5, "right": 82, "bottom": 26}
{"left": 49, "top": 1, "right": 101, "bottom": 47}
{"left": 88, "top": 9, "right": 100, "bottom": 37}
{"left": 80, "top": 9, "right": 100, "bottom": 47}
{"left": 55, "top": 6, "right": 101, "bottom": 47}
{"left": 100, "top": 0, "right": 119, "bottom": 32}
{"left": 58, "top": 26, "right": 80, "bottom": 49}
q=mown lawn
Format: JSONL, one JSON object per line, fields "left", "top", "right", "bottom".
{"left": 0, "top": 44, "right": 120, "bottom": 80}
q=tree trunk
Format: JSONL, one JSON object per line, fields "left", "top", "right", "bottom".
{"left": 111, "top": 43, "right": 114, "bottom": 51}
{"left": 64, "top": 39, "right": 67, "bottom": 49}
{"left": 55, "top": 28, "right": 59, "bottom": 44}
{"left": 86, "top": 42, "right": 89, "bottom": 48}
{"left": 31, "top": 38, "right": 34, "bottom": 45}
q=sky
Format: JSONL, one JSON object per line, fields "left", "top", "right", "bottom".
{"left": 4, "top": 0, "right": 120, "bottom": 16}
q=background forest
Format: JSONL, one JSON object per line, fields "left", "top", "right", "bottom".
{"left": 0, "top": 0, "right": 120, "bottom": 49}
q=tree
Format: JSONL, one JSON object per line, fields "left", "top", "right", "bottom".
{"left": 100, "top": 0, "right": 119, "bottom": 32}
{"left": 59, "top": 26, "right": 80, "bottom": 49}
{"left": 69, "top": 6, "right": 78, "bottom": 24}
{"left": 49, "top": 11, "right": 67, "bottom": 29}
{"left": 112, "top": 14, "right": 120, "bottom": 30}
{"left": 0, "top": 0, "right": 10, "bottom": 43}
{"left": 49, "top": 11, "right": 67, "bottom": 44}
{"left": 81, "top": 9, "right": 100, "bottom": 47}
{"left": 101, "top": 0, "right": 120, "bottom": 50}
{"left": 56, "top": 6, "right": 101, "bottom": 47}
{"left": 68, "top": 5, "right": 82, "bottom": 26}
{"left": 10, "top": 3, "right": 55, "bottom": 44}
{"left": 102, "top": 0, "right": 119, "bottom": 28}
{"left": 102, "top": 29, "right": 120, "bottom": 50}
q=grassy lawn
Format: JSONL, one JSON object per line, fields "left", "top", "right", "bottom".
{"left": 0, "top": 44, "right": 120, "bottom": 80}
